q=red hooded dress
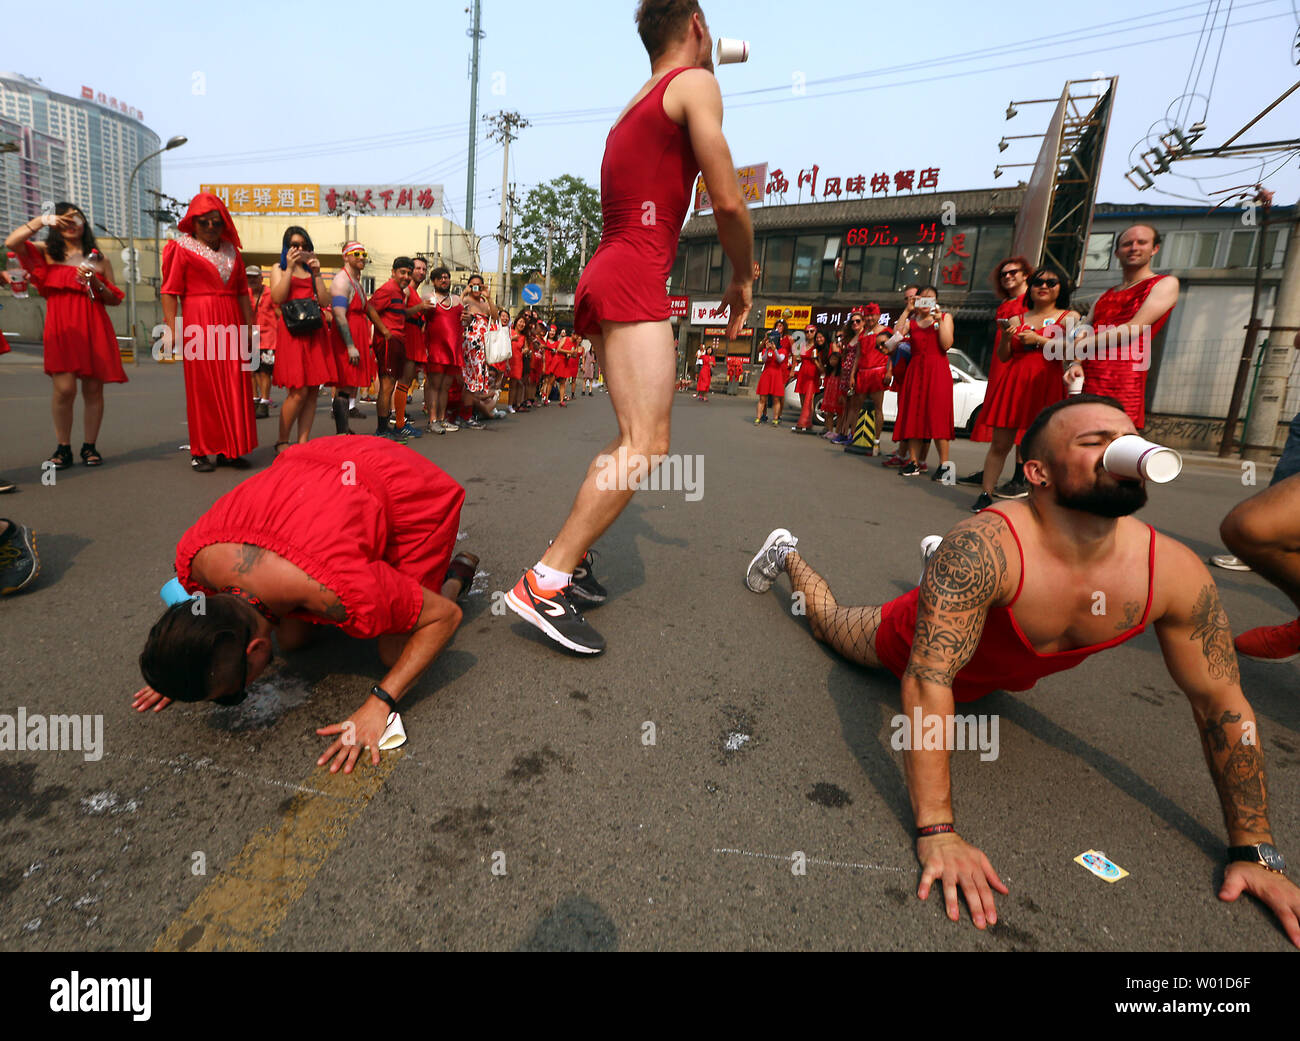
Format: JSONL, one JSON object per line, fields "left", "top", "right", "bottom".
{"left": 161, "top": 193, "right": 256, "bottom": 458}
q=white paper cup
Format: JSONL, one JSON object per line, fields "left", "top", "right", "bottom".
{"left": 716, "top": 38, "right": 750, "bottom": 65}
{"left": 1102, "top": 434, "right": 1182, "bottom": 484}
{"left": 1065, "top": 372, "right": 1084, "bottom": 395}
{"left": 378, "top": 711, "right": 407, "bottom": 751}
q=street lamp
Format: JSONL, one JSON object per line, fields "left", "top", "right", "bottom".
{"left": 127, "top": 134, "right": 186, "bottom": 363}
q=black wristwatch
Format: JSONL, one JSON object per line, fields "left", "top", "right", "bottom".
{"left": 369, "top": 684, "right": 399, "bottom": 714}
{"left": 1227, "top": 842, "right": 1286, "bottom": 875}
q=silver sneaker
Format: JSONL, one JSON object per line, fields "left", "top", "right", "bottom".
{"left": 918, "top": 535, "right": 943, "bottom": 585}
{"left": 1210, "top": 553, "right": 1252, "bottom": 572}
{"left": 746, "top": 528, "right": 798, "bottom": 593}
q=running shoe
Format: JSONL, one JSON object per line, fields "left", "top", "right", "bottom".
{"left": 971, "top": 491, "right": 993, "bottom": 513}
{"left": 425, "top": 421, "right": 445, "bottom": 435}
{"left": 397, "top": 422, "right": 424, "bottom": 439}
{"left": 831, "top": 434, "right": 851, "bottom": 445}
{"left": 918, "top": 535, "right": 943, "bottom": 585}
{"left": 254, "top": 400, "right": 269, "bottom": 419}
{"left": 505, "top": 570, "right": 605, "bottom": 654}
{"left": 1234, "top": 617, "right": 1300, "bottom": 663}
{"left": 754, "top": 416, "right": 764, "bottom": 425}
{"left": 349, "top": 406, "right": 368, "bottom": 419}
{"left": 745, "top": 528, "right": 798, "bottom": 593}
{"left": 569, "top": 551, "right": 608, "bottom": 606}
{"left": 956, "top": 469, "right": 984, "bottom": 486}
{"left": 465, "top": 417, "right": 484, "bottom": 429}
{"left": 770, "top": 416, "right": 780, "bottom": 426}
{"left": 899, "top": 461, "right": 921, "bottom": 477}
{"left": 931, "top": 461, "right": 956, "bottom": 484}
{"left": 442, "top": 420, "right": 459, "bottom": 432}
{"left": 883, "top": 452, "right": 905, "bottom": 467}
{"left": 994, "top": 477, "right": 1030, "bottom": 499}
{"left": 0, "top": 519, "right": 39, "bottom": 595}
{"left": 0, "top": 477, "right": 16, "bottom": 494}
{"left": 1210, "top": 554, "right": 1252, "bottom": 572}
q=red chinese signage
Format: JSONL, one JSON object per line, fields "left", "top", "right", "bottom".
{"left": 668, "top": 295, "right": 690, "bottom": 318}
{"left": 80, "top": 86, "right": 142, "bottom": 122}
{"left": 768, "top": 165, "right": 940, "bottom": 202}
{"left": 694, "top": 163, "right": 768, "bottom": 212}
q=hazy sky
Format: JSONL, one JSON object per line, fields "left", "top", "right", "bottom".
{"left": 10, "top": 0, "right": 1299, "bottom": 268}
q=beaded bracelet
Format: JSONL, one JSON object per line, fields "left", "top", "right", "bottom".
{"left": 916, "top": 823, "right": 956, "bottom": 838}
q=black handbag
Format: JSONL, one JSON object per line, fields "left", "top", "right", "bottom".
{"left": 280, "top": 272, "right": 323, "bottom": 334}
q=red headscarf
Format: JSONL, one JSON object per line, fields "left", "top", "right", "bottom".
{"left": 177, "top": 192, "right": 242, "bottom": 248}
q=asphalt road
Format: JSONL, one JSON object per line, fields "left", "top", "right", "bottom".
{"left": 2, "top": 343, "right": 1297, "bottom": 952}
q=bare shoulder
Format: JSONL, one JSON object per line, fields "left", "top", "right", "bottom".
{"left": 663, "top": 67, "right": 721, "bottom": 123}
{"left": 925, "top": 508, "right": 1020, "bottom": 609}
{"left": 1151, "top": 528, "right": 1214, "bottom": 621}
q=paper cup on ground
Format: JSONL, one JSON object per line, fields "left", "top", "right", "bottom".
{"left": 716, "top": 38, "right": 749, "bottom": 64}
{"left": 1102, "top": 435, "right": 1182, "bottom": 484}
{"left": 378, "top": 712, "right": 407, "bottom": 751}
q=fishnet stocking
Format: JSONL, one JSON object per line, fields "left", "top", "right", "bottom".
{"left": 785, "top": 550, "right": 884, "bottom": 667}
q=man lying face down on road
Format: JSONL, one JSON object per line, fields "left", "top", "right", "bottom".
{"left": 134, "top": 436, "right": 475, "bottom": 774}
{"left": 745, "top": 395, "right": 1300, "bottom": 946}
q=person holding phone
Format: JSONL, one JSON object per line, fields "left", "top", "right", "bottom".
{"left": 894, "top": 286, "right": 955, "bottom": 480}
{"left": 270, "top": 226, "right": 333, "bottom": 450}
{"left": 5, "top": 202, "right": 127, "bottom": 471}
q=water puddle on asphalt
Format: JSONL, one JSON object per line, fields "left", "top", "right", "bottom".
{"left": 206, "top": 673, "right": 314, "bottom": 732}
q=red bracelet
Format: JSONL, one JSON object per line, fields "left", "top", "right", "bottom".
{"left": 916, "top": 823, "right": 956, "bottom": 838}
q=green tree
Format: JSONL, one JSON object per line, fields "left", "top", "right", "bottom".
{"left": 513, "top": 175, "right": 602, "bottom": 288}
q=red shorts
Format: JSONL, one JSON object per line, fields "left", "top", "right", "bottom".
{"left": 373, "top": 335, "right": 406, "bottom": 379}
{"left": 856, "top": 366, "right": 887, "bottom": 396}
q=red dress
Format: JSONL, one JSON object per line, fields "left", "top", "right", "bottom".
{"left": 894, "top": 317, "right": 954, "bottom": 441}
{"left": 344, "top": 278, "right": 377, "bottom": 387}
{"left": 18, "top": 242, "right": 127, "bottom": 382}
{"left": 575, "top": 67, "right": 698, "bottom": 336}
{"left": 696, "top": 354, "right": 715, "bottom": 393}
{"left": 425, "top": 295, "right": 462, "bottom": 371}
{"left": 980, "top": 310, "right": 1067, "bottom": 430}
{"left": 176, "top": 436, "right": 465, "bottom": 640}
{"left": 160, "top": 236, "right": 256, "bottom": 458}
{"left": 272, "top": 275, "right": 333, "bottom": 388}
{"left": 970, "top": 296, "right": 1029, "bottom": 443}
{"left": 1083, "top": 275, "right": 1174, "bottom": 429}
{"left": 755, "top": 345, "right": 788, "bottom": 396}
{"left": 510, "top": 332, "right": 525, "bottom": 381}
{"left": 855, "top": 340, "right": 889, "bottom": 396}
{"left": 254, "top": 288, "right": 278, "bottom": 358}
{"left": 795, "top": 349, "right": 820, "bottom": 397}
{"left": 562, "top": 338, "right": 581, "bottom": 378}
{"left": 404, "top": 287, "right": 428, "bottom": 365}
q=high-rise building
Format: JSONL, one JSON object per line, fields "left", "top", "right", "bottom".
{"left": 0, "top": 72, "right": 162, "bottom": 239}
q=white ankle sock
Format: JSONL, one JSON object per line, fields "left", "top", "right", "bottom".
{"left": 532, "top": 562, "right": 572, "bottom": 591}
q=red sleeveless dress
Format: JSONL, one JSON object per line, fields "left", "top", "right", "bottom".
{"left": 893, "top": 317, "right": 954, "bottom": 440}
{"left": 425, "top": 295, "right": 463, "bottom": 371}
{"left": 696, "top": 353, "right": 715, "bottom": 393}
{"left": 874, "top": 509, "right": 1156, "bottom": 701}
{"left": 980, "top": 310, "right": 1067, "bottom": 430}
{"left": 575, "top": 67, "right": 699, "bottom": 336}
{"left": 19, "top": 242, "right": 127, "bottom": 382}
{"left": 755, "top": 345, "right": 788, "bottom": 396}
{"left": 970, "top": 296, "right": 1029, "bottom": 443}
{"left": 273, "top": 274, "right": 333, "bottom": 388}
{"left": 404, "top": 286, "right": 428, "bottom": 365}
{"left": 344, "top": 277, "right": 377, "bottom": 387}
{"left": 1082, "top": 275, "right": 1174, "bottom": 429}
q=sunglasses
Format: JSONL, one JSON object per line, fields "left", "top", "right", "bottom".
{"left": 1000, "top": 269, "right": 1023, "bottom": 278}
{"left": 212, "top": 625, "right": 251, "bottom": 706}
{"left": 346, "top": 250, "right": 368, "bottom": 259}
{"left": 194, "top": 215, "right": 224, "bottom": 227}
{"left": 1030, "top": 277, "right": 1060, "bottom": 288}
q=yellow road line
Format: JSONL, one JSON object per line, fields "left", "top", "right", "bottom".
{"left": 153, "top": 753, "right": 401, "bottom": 952}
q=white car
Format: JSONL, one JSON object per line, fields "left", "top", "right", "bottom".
{"left": 784, "top": 349, "right": 988, "bottom": 434}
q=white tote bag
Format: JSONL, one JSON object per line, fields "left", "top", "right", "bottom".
{"left": 484, "top": 322, "right": 513, "bottom": 365}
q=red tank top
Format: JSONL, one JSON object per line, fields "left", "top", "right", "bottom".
{"left": 427, "top": 294, "right": 463, "bottom": 353}
{"left": 878, "top": 509, "right": 1156, "bottom": 701}
{"left": 596, "top": 67, "right": 698, "bottom": 279}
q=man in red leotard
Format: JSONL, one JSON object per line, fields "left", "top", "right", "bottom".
{"left": 744, "top": 394, "right": 1300, "bottom": 946}
{"left": 1065, "top": 224, "right": 1179, "bottom": 431}
{"left": 506, "top": 0, "right": 754, "bottom": 655}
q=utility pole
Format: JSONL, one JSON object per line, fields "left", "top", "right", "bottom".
{"left": 544, "top": 221, "right": 555, "bottom": 315}
{"left": 464, "top": 0, "right": 484, "bottom": 234}
{"left": 503, "top": 184, "right": 517, "bottom": 308}
{"left": 485, "top": 111, "right": 529, "bottom": 311}
{"left": 579, "top": 223, "right": 588, "bottom": 272}
{"left": 1241, "top": 208, "right": 1300, "bottom": 461}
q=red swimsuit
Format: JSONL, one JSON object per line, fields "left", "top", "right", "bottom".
{"left": 874, "top": 509, "right": 1156, "bottom": 701}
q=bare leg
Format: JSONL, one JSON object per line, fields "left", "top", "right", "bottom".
{"left": 1221, "top": 473, "right": 1300, "bottom": 611}
{"left": 980, "top": 428, "right": 1017, "bottom": 496}
{"left": 80, "top": 377, "right": 105, "bottom": 443}
{"left": 51, "top": 372, "right": 76, "bottom": 444}
{"left": 278, "top": 387, "right": 307, "bottom": 443}
{"left": 785, "top": 550, "right": 884, "bottom": 667}
{"left": 296, "top": 387, "right": 320, "bottom": 443}
{"left": 541, "top": 320, "right": 674, "bottom": 574}
{"left": 935, "top": 437, "right": 951, "bottom": 467}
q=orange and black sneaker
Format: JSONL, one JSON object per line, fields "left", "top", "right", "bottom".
{"left": 1234, "top": 617, "right": 1300, "bottom": 663}
{"left": 506, "top": 569, "right": 606, "bottom": 654}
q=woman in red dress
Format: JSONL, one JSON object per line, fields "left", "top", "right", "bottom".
{"left": 696, "top": 345, "right": 716, "bottom": 401}
{"left": 969, "top": 263, "right": 1072, "bottom": 511}
{"left": 509, "top": 313, "right": 529, "bottom": 412}
{"left": 270, "top": 226, "right": 333, "bottom": 449}
{"left": 792, "top": 329, "right": 822, "bottom": 430}
{"left": 754, "top": 333, "right": 789, "bottom": 425}
{"left": 893, "top": 286, "right": 955, "bottom": 480}
{"left": 160, "top": 193, "right": 258, "bottom": 472}
{"left": 961, "top": 256, "right": 1030, "bottom": 488}
{"left": 6, "top": 203, "right": 126, "bottom": 469}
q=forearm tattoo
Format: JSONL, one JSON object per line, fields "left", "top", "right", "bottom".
{"left": 1189, "top": 584, "right": 1241, "bottom": 685}
{"left": 905, "top": 518, "right": 1007, "bottom": 686}
{"left": 1200, "top": 709, "right": 1269, "bottom": 835}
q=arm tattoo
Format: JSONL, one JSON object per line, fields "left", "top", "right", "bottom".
{"left": 1200, "top": 711, "right": 1269, "bottom": 834}
{"left": 318, "top": 581, "right": 348, "bottom": 624}
{"left": 233, "top": 544, "right": 265, "bottom": 575}
{"left": 1189, "top": 584, "right": 1240, "bottom": 685}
